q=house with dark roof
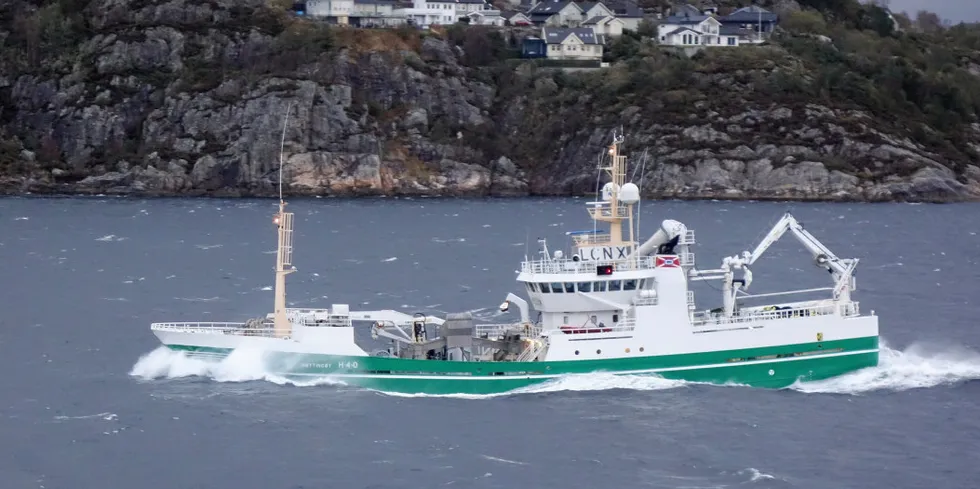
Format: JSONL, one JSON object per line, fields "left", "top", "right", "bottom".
{"left": 527, "top": 0, "right": 585, "bottom": 26}
{"left": 720, "top": 5, "right": 778, "bottom": 37}
{"left": 465, "top": 9, "right": 505, "bottom": 25}
{"left": 583, "top": 15, "right": 625, "bottom": 38}
{"left": 657, "top": 12, "right": 738, "bottom": 46}
{"left": 597, "top": 0, "right": 642, "bottom": 31}
{"left": 541, "top": 26, "right": 604, "bottom": 60}
{"left": 577, "top": 1, "right": 613, "bottom": 19}
{"left": 503, "top": 11, "right": 533, "bottom": 25}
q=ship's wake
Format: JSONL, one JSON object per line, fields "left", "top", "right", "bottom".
{"left": 788, "top": 340, "right": 980, "bottom": 394}
{"left": 129, "top": 347, "right": 346, "bottom": 387}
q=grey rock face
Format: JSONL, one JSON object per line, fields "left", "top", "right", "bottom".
{"left": 1, "top": 0, "right": 978, "bottom": 202}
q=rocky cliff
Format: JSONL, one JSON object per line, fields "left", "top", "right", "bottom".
{"left": 1, "top": 0, "right": 979, "bottom": 201}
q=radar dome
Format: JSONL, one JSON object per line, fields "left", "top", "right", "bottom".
{"left": 619, "top": 183, "right": 640, "bottom": 204}
{"left": 601, "top": 182, "right": 619, "bottom": 201}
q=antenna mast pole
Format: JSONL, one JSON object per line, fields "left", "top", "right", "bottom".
{"left": 273, "top": 104, "right": 296, "bottom": 339}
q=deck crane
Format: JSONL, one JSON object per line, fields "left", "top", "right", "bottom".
{"left": 711, "top": 213, "right": 859, "bottom": 317}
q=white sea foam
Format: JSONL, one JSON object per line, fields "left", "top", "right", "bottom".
{"left": 53, "top": 412, "right": 117, "bottom": 421}
{"left": 789, "top": 341, "right": 980, "bottom": 394}
{"left": 377, "top": 372, "right": 693, "bottom": 400}
{"left": 129, "top": 347, "right": 346, "bottom": 387}
{"left": 95, "top": 234, "right": 126, "bottom": 242}
{"left": 738, "top": 467, "right": 777, "bottom": 482}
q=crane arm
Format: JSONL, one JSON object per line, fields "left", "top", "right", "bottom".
{"left": 742, "top": 213, "right": 848, "bottom": 273}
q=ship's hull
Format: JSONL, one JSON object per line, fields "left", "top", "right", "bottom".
{"left": 161, "top": 336, "right": 879, "bottom": 395}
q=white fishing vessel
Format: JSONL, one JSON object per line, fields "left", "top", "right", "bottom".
{"left": 149, "top": 130, "right": 879, "bottom": 395}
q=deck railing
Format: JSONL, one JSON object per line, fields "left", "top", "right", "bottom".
{"left": 151, "top": 322, "right": 278, "bottom": 337}
{"left": 521, "top": 252, "right": 695, "bottom": 275}
{"left": 475, "top": 323, "right": 542, "bottom": 339}
{"left": 691, "top": 301, "right": 861, "bottom": 326}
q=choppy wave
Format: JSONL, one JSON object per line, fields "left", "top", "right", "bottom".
{"left": 789, "top": 341, "right": 980, "bottom": 394}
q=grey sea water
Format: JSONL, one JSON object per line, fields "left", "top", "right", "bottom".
{"left": 1, "top": 196, "right": 979, "bottom": 489}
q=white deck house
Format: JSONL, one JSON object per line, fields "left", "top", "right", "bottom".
{"left": 542, "top": 27, "right": 604, "bottom": 60}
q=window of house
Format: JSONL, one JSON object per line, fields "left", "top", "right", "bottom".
{"left": 728, "top": 37, "right": 736, "bottom": 45}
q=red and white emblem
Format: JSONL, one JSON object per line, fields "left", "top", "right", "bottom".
{"left": 655, "top": 255, "right": 680, "bottom": 268}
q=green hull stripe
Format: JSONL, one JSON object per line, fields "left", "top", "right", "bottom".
{"left": 164, "top": 336, "right": 878, "bottom": 393}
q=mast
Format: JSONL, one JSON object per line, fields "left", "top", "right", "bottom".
{"left": 273, "top": 104, "right": 296, "bottom": 338}
{"left": 592, "top": 132, "right": 632, "bottom": 245}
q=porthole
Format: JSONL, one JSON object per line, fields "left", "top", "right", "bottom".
{"left": 639, "top": 347, "right": 645, "bottom": 352}
{"left": 625, "top": 348, "right": 631, "bottom": 353}
{"left": 596, "top": 349, "right": 602, "bottom": 355}
{"left": 574, "top": 350, "right": 579, "bottom": 355}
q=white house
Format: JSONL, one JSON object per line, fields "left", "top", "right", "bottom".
{"left": 577, "top": 1, "right": 614, "bottom": 19}
{"left": 583, "top": 15, "right": 624, "bottom": 37}
{"left": 657, "top": 14, "right": 738, "bottom": 46}
{"left": 466, "top": 10, "right": 506, "bottom": 25}
{"left": 527, "top": 1, "right": 585, "bottom": 26}
{"left": 394, "top": 0, "right": 460, "bottom": 27}
{"left": 457, "top": 0, "right": 503, "bottom": 24}
{"left": 306, "top": 0, "right": 355, "bottom": 24}
{"left": 351, "top": 0, "right": 403, "bottom": 26}
{"left": 597, "top": 0, "right": 642, "bottom": 31}
{"left": 456, "top": 0, "right": 491, "bottom": 15}
{"left": 542, "top": 27, "right": 604, "bottom": 60}
{"left": 503, "top": 11, "right": 532, "bottom": 25}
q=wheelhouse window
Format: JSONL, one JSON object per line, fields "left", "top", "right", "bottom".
{"left": 551, "top": 283, "right": 564, "bottom": 293}
{"left": 577, "top": 282, "right": 591, "bottom": 292}
{"left": 594, "top": 281, "right": 606, "bottom": 292}
{"left": 608, "top": 280, "right": 621, "bottom": 291}
{"left": 564, "top": 283, "right": 575, "bottom": 293}
{"left": 623, "top": 279, "right": 637, "bottom": 291}
{"left": 540, "top": 283, "right": 551, "bottom": 293}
